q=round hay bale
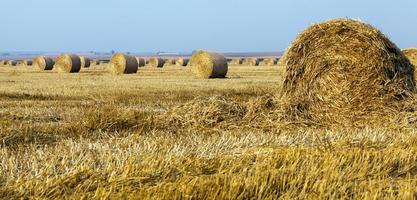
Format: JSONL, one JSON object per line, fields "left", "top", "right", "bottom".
{"left": 189, "top": 50, "right": 228, "bottom": 79}
{"left": 33, "top": 56, "right": 54, "bottom": 71}
{"left": 79, "top": 56, "right": 91, "bottom": 68}
{"left": 109, "top": 53, "right": 138, "bottom": 75}
{"left": 149, "top": 57, "right": 165, "bottom": 68}
{"left": 7, "top": 60, "right": 17, "bottom": 66}
{"left": 175, "top": 57, "right": 189, "bottom": 66}
{"left": 90, "top": 59, "right": 99, "bottom": 66}
{"left": 281, "top": 19, "right": 415, "bottom": 123}
{"left": 260, "top": 58, "right": 276, "bottom": 66}
{"left": 164, "top": 59, "right": 174, "bottom": 66}
{"left": 403, "top": 48, "right": 417, "bottom": 67}
{"left": 229, "top": 58, "right": 242, "bottom": 65}
{"left": 135, "top": 57, "right": 146, "bottom": 67}
{"left": 54, "top": 54, "right": 82, "bottom": 73}
{"left": 23, "top": 60, "right": 33, "bottom": 66}
{"left": 242, "top": 58, "right": 259, "bottom": 66}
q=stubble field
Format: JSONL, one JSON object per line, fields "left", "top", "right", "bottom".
{"left": 1, "top": 63, "right": 417, "bottom": 199}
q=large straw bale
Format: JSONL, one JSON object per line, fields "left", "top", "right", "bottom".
{"left": 135, "top": 57, "right": 146, "bottom": 67}
{"left": 33, "top": 56, "right": 54, "bottom": 71}
{"left": 109, "top": 53, "right": 138, "bottom": 75}
{"left": 164, "top": 59, "right": 174, "bottom": 66}
{"left": 54, "top": 54, "right": 82, "bottom": 73}
{"left": 280, "top": 19, "right": 415, "bottom": 124}
{"left": 189, "top": 50, "right": 228, "bottom": 79}
{"left": 175, "top": 57, "right": 189, "bottom": 66}
{"left": 7, "top": 60, "right": 17, "bottom": 66}
{"left": 242, "top": 58, "right": 259, "bottom": 66}
{"left": 228, "top": 58, "right": 242, "bottom": 65}
{"left": 80, "top": 56, "right": 91, "bottom": 68}
{"left": 23, "top": 60, "right": 33, "bottom": 66}
{"left": 403, "top": 48, "right": 417, "bottom": 67}
{"left": 259, "top": 58, "right": 277, "bottom": 66}
{"left": 149, "top": 57, "right": 165, "bottom": 68}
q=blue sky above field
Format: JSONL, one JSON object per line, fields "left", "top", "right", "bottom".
{"left": 1, "top": 0, "right": 416, "bottom": 53}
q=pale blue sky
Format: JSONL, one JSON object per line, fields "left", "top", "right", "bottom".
{"left": 1, "top": 0, "right": 416, "bottom": 53}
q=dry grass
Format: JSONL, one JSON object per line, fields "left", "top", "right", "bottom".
{"left": 1, "top": 60, "right": 417, "bottom": 198}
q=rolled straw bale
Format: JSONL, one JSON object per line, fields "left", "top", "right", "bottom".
{"left": 189, "top": 50, "right": 228, "bottom": 79}
{"left": 260, "top": 58, "right": 277, "bottom": 66}
{"left": 403, "top": 48, "right": 417, "bottom": 67}
{"left": 149, "top": 57, "right": 165, "bottom": 68}
{"left": 109, "top": 53, "right": 138, "bottom": 75}
{"left": 164, "top": 59, "right": 174, "bottom": 66}
{"left": 229, "top": 58, "right": 242, "bottom": 65}
{"left": 33, "top": 56, "right": 54, "bottom": 71}
{"left": 175, "top": 57, "right": 189, "bottom": 66}
{"left": 23, "top": 60, "right": 33, "bottom": 66}
{"left": 242, "top": 58, "right": 259, "bottom": 66}
{"left": 90, "top": 59, "right": 99, "bottom": 66}
{"left": 135, "top": 57, "right": 146, "bottom": 67}
{"left": 0, "top": 60, "right": 7, "bottom": 65}
{"left": 280, "top": 18, "right": 415, "bottom": 123}
{"left": 54, "top": 54, "right": 82, "bottom": 73}
{"left": 79, "top": 56, "right": 91, "bottom": 68}
{"left": 7, "top": 60, "right": 17, "bottom": 66}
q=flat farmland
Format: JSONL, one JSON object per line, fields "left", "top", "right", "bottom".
{"left": 1, "top": 64, "right": 417, "bottom": 199}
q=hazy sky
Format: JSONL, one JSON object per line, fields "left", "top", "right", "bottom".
{"left": 1, "top": 0, "right": 416, "bottom": 53}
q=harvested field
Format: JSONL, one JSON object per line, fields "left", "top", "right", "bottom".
{"left": 1, "top": 60, "right": 417, "bottom": 199}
